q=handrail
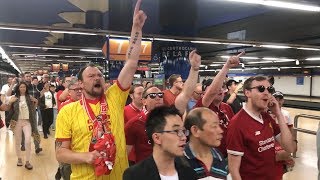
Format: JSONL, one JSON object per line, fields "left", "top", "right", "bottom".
{"left": 293, "top": 114, "right": 320, "bottom": 158}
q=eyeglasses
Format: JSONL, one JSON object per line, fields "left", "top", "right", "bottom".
{"left": 156, "top": 129, "right": 189, "bottom": 137}
{"left": 69, "top": 88, "right": 82, "bottom": 92}
{"left": 194, "top": 91, "right": 203, "bottom": 95}
{"left": 145, "top": 92, "right": 164, "bottom": 99}
{"left": 248, "top": 85, "right": 275, "bottom": 94}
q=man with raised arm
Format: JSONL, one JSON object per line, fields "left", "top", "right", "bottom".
{"left": 55, "top": 0, "right": 147, "bottom": 179}
{"left": 125, "top": 50, "right": 201, "bottom": 164}
{"left": 194, "top": 52, "right": 243, "bottom": 157}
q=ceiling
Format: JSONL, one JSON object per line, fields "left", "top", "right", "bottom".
{"left": 1, "top": 0, "right": 320, "bottom": 76}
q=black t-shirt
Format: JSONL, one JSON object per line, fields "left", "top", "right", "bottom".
{"left": 223, "top": 93, "right": 243, "bottom": 114}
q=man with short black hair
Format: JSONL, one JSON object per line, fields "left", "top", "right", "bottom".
{"left": 223, "top": 79, "right": 244, "bottom": 114}
{"left": 123, "top": 106, "right": 197, "bottom": 180}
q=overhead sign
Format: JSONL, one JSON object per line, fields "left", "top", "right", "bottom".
{"left": 108, "top": 38, "right": 152, "bottom": 61}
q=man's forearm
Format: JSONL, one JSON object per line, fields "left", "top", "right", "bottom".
{"left": 118, "top": 27, "right": 141, "bottom": 90}
{"left": 56, "top": 147, "right": 87, "bottom": 164}
{"left": 175, "top": 68, "right": 199, "bottom": 114}
{"left": 277, "top": 113, "right": 296, "bottom": 153}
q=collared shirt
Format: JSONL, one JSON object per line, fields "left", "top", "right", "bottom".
{"left": 182, "top": 143, "right": 228, "bottom": 179}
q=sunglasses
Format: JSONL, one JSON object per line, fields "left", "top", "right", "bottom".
{"left": 248, "top": 85, "right": 275, "bottom": 94}
{"left": 145, "top": 92, "right": 164, "bottom": 99}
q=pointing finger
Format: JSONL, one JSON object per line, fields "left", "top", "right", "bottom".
{"left": 236, "top": 51, "right": 245, "bottom": 58}
{"left": 134, "top": 0, "right": 142, "bottom": 16}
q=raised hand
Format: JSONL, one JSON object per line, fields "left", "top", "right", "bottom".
{"left": 226, "top": 51, "right": 244, "bottom": 68}
{"left": 189, "top": 50, "right": 201, "bottom": 71}
{"left": 268, "top": 96, "right": 281, "bottom": 116}
{"left": 132, "top": 0, "right": 147, "bottom": 30}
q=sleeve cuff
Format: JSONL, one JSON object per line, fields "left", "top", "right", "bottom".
{"left": 116, "top": 80, "right": 130, "bottom": 92}
{"left": 55, "top": 138, "right": 71, "bottom": 142}
{"left": 227, "top": 149, "right": 244, "bottom": 156}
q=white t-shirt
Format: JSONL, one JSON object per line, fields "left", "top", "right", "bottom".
{"left": 18, "top": 96, "right": 29, "bottom": 120}
{"left": 281, "top": 108, "right": 293, "bottom": 125}
{"left": 0, "top": 84, "right": 10, "bottom": 103}
{"left": 44, "top": 91, "right": 53, "bottom": 108}
{"left": 160, "top": 172, "right": 179, "bottom": 180}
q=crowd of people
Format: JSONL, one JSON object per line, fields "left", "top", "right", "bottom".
{"left": 0, "top": 0, "right": 305, "bottom": 179}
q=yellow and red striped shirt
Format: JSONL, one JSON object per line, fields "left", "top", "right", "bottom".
{"left": 55, "top": 82, "right": 129, "bottom": 180}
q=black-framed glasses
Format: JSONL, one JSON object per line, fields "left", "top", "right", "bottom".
{"left": 194, "top": 91, "right": 203, "bottom": 95}
{"left": 156, "top": 129, "right": 189, "bottom": 137}
{"left": 248, "top": 85, "right": 275, "bottom": 94}
{"left": 145, "top": 92, "right": 164, "bottom": 99}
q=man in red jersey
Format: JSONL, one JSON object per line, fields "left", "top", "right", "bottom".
{"left": 124, "top": 84, "right": 144, "bottom": 165}
{"left": 125, "top": 50, "right": 201, "bottom": 163}
{"left": 194, "top": 52, "right": 243, "bottom": 157}
{"left": 124, "top": 84, "right": 144, "bottom": 124}
{"left": 162, "top": 74, "right": 183, "bottom": 106}
{"left": 227, "top": 76, "right": 296, "bottom": 180}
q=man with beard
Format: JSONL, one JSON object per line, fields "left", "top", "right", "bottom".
{"left": 162, "top": 74, "right": 183, "bottom": 106}
{"left": 55, "top": 0, "right": 147, "bottom": 179}
{"left": 227, "top": 76, "right": 296, "bottom": 180}
{"left": 194, "top": 52, "right": 243, "bottom": 158}
{"left": 123, "top": 106, "right": 197, "bottom": 180}
{"left": 182, "top": 107, "right": 228, "bottom": 179}
{"left": 125, "top": 50, "right": 201, "bottom": 164}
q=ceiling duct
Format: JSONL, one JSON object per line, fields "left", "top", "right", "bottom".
{"left": 67, "top": 0, "right": 108, "bottom": 47}
{"left": 108, "top": 0, "right": 132, "bottom": 32}
{"left": 159, "top": 0, "right": 197, "bottom": 36}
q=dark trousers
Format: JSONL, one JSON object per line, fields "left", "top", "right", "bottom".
{"left": 41, "top": 108, "right": 53, "bottom": 136}
{"left": 5, "top": 110, "right": 12, "bottom": 128}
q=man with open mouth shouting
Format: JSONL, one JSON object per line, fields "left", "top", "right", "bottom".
{"left": 55, "top": 0, "right": 147, "bottom": 179}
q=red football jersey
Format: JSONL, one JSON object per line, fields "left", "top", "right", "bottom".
{"left": 226, "top": 106, "right": 280, "bottom": 180}
{"left": 162, "top": 89, "right": 178, "bottom": 106}
{"left": 194, "top": 98, "right": 234, "bottom": 158}
{"left": 125, "top": 110, "right": 152, "bottom": 163}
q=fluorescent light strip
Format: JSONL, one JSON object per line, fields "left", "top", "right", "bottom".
{"left": 191, "top": 40, "right": 222, "bottom": 45}
{"left": 261, "top": 67, "right": 278, "bottom": 70}
{"left": 209, "top": 64, "right": 223, "bottom": 67}
{"left": 221, "top": 56, "right": 230, "bottom": 59}
{"left": 260, "top": 45, "right": 292, "bottom": 49}
{"left": 0, "top": 46, "right": 21, "bottom": 73}
{"left": 9, "top": 45, "right": 42, "bottom": 49}
{"left": 297, "top": 47, "right": 320, "bottom": 51}
{"left": 42, "top": 47, "right": 72, "bottom": 51}
{"left": 154, "top": 38, "right": 184, "bottom": 42}
{"left": 247, "top": 61, "right": 273, "bottom": 64}
{"left": 0, "top": 27, "right": 50, "bottom": 33}
{"left": 281, "top": 67, "right": 302, "bottom": 69}
{"left": 226, "top": 43, "right": 254, "bottom": 46}
{"left": 226, "top": 0, "right": 320, "bottom": 12}
{"left": 274, "top": 59, "right": 296, "bottom": 62}
{"left": 240, "top": 56, "right": 259, "bottom": 60}
{"left": 37, "top": 54, "right": 59, "bottom": 57}
{"left": 263, "top": 57, "right": 278, "bottom": 60}
{"left": 65, "top": 55, "right": 85, "bottom": 58}
{"left": 51, "top": 30, "right": 97, "bottom": 36}
{"left": 305, "top": 57, "right": 320, "bottom": 61}
{"left": 80, "top": 49, "right": 102, "bottom": 53}
{"left": 263, "top": 1, "right": 320, "bottom": 12}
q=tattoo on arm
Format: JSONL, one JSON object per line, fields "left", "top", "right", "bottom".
{"left": 56, "top": 141, "right": 62, "bottom": 148}
{"left": 127, "top": 32, "right": 140, "bottom": 58}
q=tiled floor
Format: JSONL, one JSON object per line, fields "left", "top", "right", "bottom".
{"left": 0, "top": 107, "right": 319, "bottom": 180}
